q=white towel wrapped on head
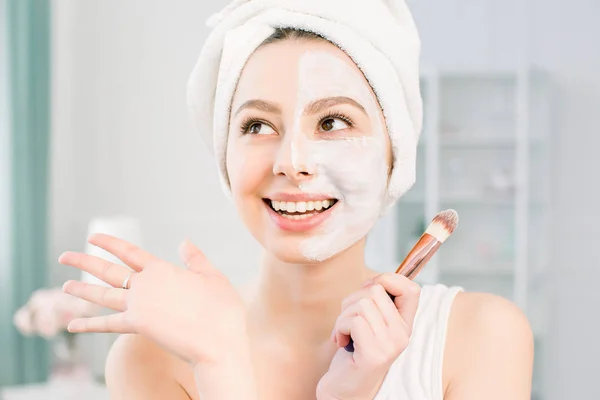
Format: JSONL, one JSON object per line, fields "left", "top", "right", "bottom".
{"left": 187, "top": 0, "right": 422, "bottom": 213}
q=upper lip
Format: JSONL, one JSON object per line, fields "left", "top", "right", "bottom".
{"left": 264, "top": 193, "right": 338, "bottom": 202}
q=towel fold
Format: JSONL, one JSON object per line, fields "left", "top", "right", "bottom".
{"left": 187, "top": 0, "right": 422, "bottom": 212}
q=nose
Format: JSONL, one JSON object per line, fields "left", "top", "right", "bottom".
{"left": 272, "top": 133, "right": 315, "bottom": 184}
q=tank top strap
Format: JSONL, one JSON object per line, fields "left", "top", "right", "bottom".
{"left": 373, "top": 283, "right": 464, "bottom": 400}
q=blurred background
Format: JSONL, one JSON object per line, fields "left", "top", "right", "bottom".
{"left": 1, "top": 0, "right": 598, "bottom": 399}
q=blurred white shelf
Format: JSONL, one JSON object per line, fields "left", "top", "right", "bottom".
{"left": 419, "top": 137, "right": 545, "bottom": 148}
{"left": 400, "top": 195, "right": 546, "bottom": 206}
{"left": 421, "top": 66, "right": 534, "bottom": 80}
{"left": 439, "top": 265, "right": 515, "bottom": 277}
{"left": 400, "top": 196, "right": 509, "bottom": 205}
{"left": 397, "top": 196, "right": 426, "bottom": 204}
{"left": 441, "top": 195, "right": 515, "bottom": 205}
{"left": 404, "top": 67, "right": 552, "bottom": 400}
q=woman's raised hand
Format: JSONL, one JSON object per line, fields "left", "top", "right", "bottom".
{"left": 59, "top": 233, "right": 248, "bottom": 368}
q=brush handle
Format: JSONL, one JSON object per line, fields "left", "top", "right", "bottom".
{"left": 343, "top": 292, "right": 395, "bottom": 352}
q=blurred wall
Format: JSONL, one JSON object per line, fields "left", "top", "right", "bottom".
{"left": 49, "top": 0, "right": 599, "bottom": 398}
{"left": 49, "top": 0, "right": 260, "bottom": 288}
{"left": 0, "top": 0, "right": 11, "bottom": 285}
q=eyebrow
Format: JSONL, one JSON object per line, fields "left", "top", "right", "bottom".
{"left": 234, "top": 99, "right": 282, "bottom": 117}
{"left": 304, "top": 96, "right": 366, "bottom": 116}
{"left": 233, "top": 96, "right": 367, "bottom": 117}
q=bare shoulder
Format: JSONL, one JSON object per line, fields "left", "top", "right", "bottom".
{"left": 442, "top": 292, "right": 534, "bottom": 399}
{"left": 105, "top": 334, "right": 196, "bottom": 400}
{"left": 449, "top": 291, "right": 533, "bottom": 333}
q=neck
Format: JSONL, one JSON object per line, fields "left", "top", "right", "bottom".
{"left": 245, "top": 239, "right": 378, "bottom": 346}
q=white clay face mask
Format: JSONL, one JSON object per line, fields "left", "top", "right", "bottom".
{"left": 290, "top": 50, "right": 389, "bottom": 261}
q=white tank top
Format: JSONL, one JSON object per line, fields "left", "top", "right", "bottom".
{"left": 373, "top": 283, "right": 464, "bottom": 400}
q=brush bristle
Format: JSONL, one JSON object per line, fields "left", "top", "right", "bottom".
{"left": 425, "top": 209, "right": 459, "bottom": 242}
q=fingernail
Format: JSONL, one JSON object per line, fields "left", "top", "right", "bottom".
{"left": 178, "top": 239, "right": 190, "bottom": 256}
{"left": 57, "top": 251, "right": 71, "bottom": 263}
{"left": 67, "top": 321, "right": 78, "bottom": 332}
{"left": 181, "top": 238, "right": 195, "bottom": 252}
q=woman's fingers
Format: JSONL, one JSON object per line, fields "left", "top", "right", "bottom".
{"left": 373, "top": 273, "right": 421, "bottom": 332}
{"left": 367, "top": 283, "right": 406, "bottom": 331}
{"left": 341, "top": 283, "right": 377, "bottom": 311}
{"left": 63, "top": 280, "right": 126, "bottom": 312}
{"left": 67, "top": 312, "right": 131, "bottom": 334}
{"left": 335, "top": 297, "right": 386, "bottom": 347}
{"left": 334, "top": 315, "right": 375, "bottom": 351}
{"left": 334, "top": 276, "right": 420, "bottom": 355}
{"left": 87, "top": 233, "right": 156, "bottom": 272}
{"left": 58, "top": 251, "right": 133, "bottom": 288}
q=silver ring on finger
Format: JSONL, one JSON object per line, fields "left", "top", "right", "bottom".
{"left": 121, "top": 271, "right": 135, "bottom": 290}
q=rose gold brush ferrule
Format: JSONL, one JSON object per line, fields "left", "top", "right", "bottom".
{"left": 395, "top": 233, "right": 442, "bottom": 279}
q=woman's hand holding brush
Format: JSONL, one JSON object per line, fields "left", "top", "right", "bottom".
{"left": 318, "top": 209, "right": 459, "bottom": 400}
{"left": 316, "top": 273, "right": 421, "bottom": 400}
{"left": 59, "top": 234, "right": 258, "bottom": 400}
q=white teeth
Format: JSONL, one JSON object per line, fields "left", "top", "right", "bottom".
{"left": 286, "top": 202, "right": 296, "bottom": 213}
{"left": 269, "top": 199, "right": 336, "bottom": 214}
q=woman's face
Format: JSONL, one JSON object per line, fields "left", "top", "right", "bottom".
{"left": 226, "top": 38, "right": 391, "bottom": 263}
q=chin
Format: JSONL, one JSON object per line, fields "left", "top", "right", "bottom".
{"left": 276, "top": 251, "right": 322, "bottom": 264}
{"left": 265, "top": 237, "right": 329, "bottom": 264}
{"left": 264, "top": 235, "right": 365, "bottom": 264}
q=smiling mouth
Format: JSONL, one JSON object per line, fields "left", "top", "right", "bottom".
{"left": 263, "top": 199, "right": 339, "bottom": 220}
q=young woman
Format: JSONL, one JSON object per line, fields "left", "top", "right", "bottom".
{"left": 59, "top": 1, "right": 534, "bottom": 399}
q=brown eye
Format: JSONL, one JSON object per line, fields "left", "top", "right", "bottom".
{"left": 245, "top": 122, "right": 276, "bottom": 135}
{"left": 319, "top": 117, "right": 350, "bottom": 133}
{"left": 321, "top": 119, "right": 335, "bottom": 131}
{"left": 249, "top": 123, "right": 261, "bottom": 134}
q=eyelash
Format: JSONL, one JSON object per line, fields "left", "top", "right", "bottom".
{"left": 239, "top": 111, "right": 355, "bottom": 135}
{"left": 239, "top": 117, "right": 270, "bottom": 135}
{"left": 317, "top": 111, "right": 354, "bottom": 130}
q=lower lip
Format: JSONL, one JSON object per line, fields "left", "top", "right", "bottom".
{"left": 264, "top": 201, "right": 336, "bottom": 232}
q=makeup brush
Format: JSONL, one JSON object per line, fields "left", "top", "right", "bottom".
{"left": 344, "top": 209, "right": 459, "bottom": 352}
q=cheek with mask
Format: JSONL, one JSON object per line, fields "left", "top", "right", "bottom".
{"left": 291, "top": 50, "right": 389, "bottom": 261}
